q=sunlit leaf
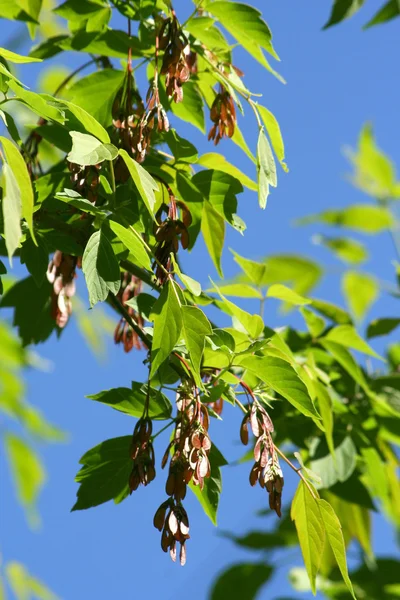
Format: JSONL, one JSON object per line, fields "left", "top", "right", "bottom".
{"left": 150, "top": 280, "right": 182, "bottom": 377}
{"left": 342, "top": 270, "right": 379, "bottom": 320}
{"left": 291, "top": 482, "right": 325, "bottom": 595}
{"left": 5, "top": 433, "right": 45, "bottom": 525}
{"left": 118, "top": 149, "right": 159, "bottom": 217}
{"left": 67, "top": 131, "right": 117, "bottom": 166}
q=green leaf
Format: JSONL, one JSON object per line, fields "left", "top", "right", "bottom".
{"left": 231, "top": 251, "right": 266, "bottom": 287}
{"left": 206, "top": 283, "right": 262, "bottom": 299}
{"left": 314, "top": 381, "right": 335, "bottom": 458}
{"left": 109, "top": 221, "right": 151, "bottom": 271}
{"left": 257, "top": 104, "right": 287, "bottom": 171}
{"left": 323, "top": 0, "right": 365, "bottom": 29}
{"left": 189, "top": 443, "right": 227, "bottom": 525}
{"left": 212, "top": 282, "right": 264, "bottom": 339}
{"left": 1, "top": 136, "right": 36, "bottom": 244}
{"left": 8, "top": 80, "right": 64, "bottom": 123}
{"left": 346, "top": 123, "right": 399, "bottom": 198}
{"left": 291, "top": 482, "right": 325, "bottom": 595}
{"left": 317, "top": 499, "right": 357, "bottom": 599}
{"left": 202, "top": 201, "right": 225, "bottom": 276}
{"left": 324, "top": 324, "right": 383, "bottom": 359}
{"left": 311, "top": 298, "right": 352, "bottom": 325}
{"left": 342, "top": 271, "right": 379, "bottom": 321}
{"left": 87, "top": 383, "right": 172, "bottom": 420}
{"left": 165, "top": 129, "right": 198, "bottom": 163}
{"left": 82, "top": 229, "right": 121, "bottom": 308}
{"left": 0, "top": 277, "right": 55, "bottom": 345}
{"left": 150, "top": 280, "right": 182, "bottom": 377}
{"left": 72, "top": 436, "right": 132, "bottom": 510}
{"left": 55, "top": 190, "right": 105, "bottom": 215}
{"left": 118, "top": 149, "right": 158, "bottom": 217}
{"left": 58, "top": 99, "right": 110, "bottom": 143}
{"left": 5, "top": 433, "right": 45, "bottom": 525}
{"left": 67, "top": 131, "right": 117, "bottom": 166}
{"left": 0, "top": 46, "right": 41, "bottom": 63}
{"left": 315, "top": 235, "right": 368, "bottom": 264}
{"left": 310, "top": 436, "right": 357, "bottom": 488}
{"left": 233, "top": 254, "right": 322, "bottom": 297}
{"left": 266, "top": 284, "right": 310, "bottom": 306}
{"left": 1, "top": 162, "right": 22, "bottom": 263}
{"left": 298, "top": 203, "right": 393, "bottom": 233}
{"left": 238, "top": 356, "right": 320, "bottom": 419}
{"left": 66, "top": 69, "right": 125, "bottom": 128}
{"left": 367, "top": 317, "right": 400, "bottom": 339}
{"left": 6, "top": 562, "right": 59, "bottom": 600}
{"left": 186, "top": 16, "right": 231, "bottom": 57}
{"left": 20, "top": 235, "right": 48, "bottom": 287}
{"left": 300, "top": 307, "right": 326, "bottom": 338}
{"left": 256, "top": 127, "right": 277, "bottom": 208}
{"left": 169, "top": 81, "right": 205, "bottom": 132}
{"left": 197, "top": 153, "right": 257, "bottom": 191}
{"left": 364, "top": 0, "right": 400, "bottom": 28}
{"left": 210, "top": 563, "right": 272, "bottom": 600}
{"left": 205, "top": 1, "right": 280, "bottom": 68}
{"left": 319, "top": 340, "right": 370, "bottom": 393}
{"left": 181, "top": 305, "right": 212, "bottom": 380}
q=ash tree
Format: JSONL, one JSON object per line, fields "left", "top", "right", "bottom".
{"left": 0, "top": 1, "right": 399, "bottom": 599}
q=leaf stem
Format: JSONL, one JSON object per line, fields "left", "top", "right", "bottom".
{"left": 53, "top": 58, "right": 98, "bottom": 96}
{"left": 109, "top": 159, "right": 116, "bottom": 194}
{"left": 128, "top": 225, "right": 170, "bottom": 277}
{"left": 273, "top": 444, "right": 317, "bottom": 500}
{"left": 152, "top": 418, "right": 175, "bottom": 441}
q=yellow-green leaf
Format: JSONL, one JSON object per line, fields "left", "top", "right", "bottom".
{"left": 5, "top": 433, "right": 46, "bottom": 526}
{"left": 291, "top": 482, "right": 325, "bottom": 595}
{"left": 317, "top": 499, "right": 357, "bottom": 599}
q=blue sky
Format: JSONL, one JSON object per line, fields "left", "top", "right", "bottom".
{"left": 1, "top": 1, "right": 400, "bottom": 599}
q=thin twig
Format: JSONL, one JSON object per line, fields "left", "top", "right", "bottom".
{"left": 108, "top": 293, "right": 151, "bottom": 348}
{"left": 273, "top": 445, "right": 317, "bottom": 500}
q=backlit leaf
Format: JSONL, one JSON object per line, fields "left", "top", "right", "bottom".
{"left": 317, "top": 499, "right": 357, "bottom": 599}
{"left": 257, "top": 104, "right": 287, "bottom": 171}
{"left": 5, "top": 433, "right": 45, "bottom": 525}
{"left": 256, "top": 127, "right": 277, "bottom": 208}
{"left": 238, "top": 356, "right": 320, "bottom": 419}
{"left": 118, "top": 149, "right": 158, "bottom": 217}
{"left": 1, "top": 163, "right": 22, "bottom": 263}
{"left": 1, "top": 136, "right": 36, "bottom": 244}
{"left": 181, "top": 305, "right": 212, "bottom": 380}
{"left": 202, "top": 202, "right": 225, "bottom": 277}
{"left": 324, "top": 324, "right": 383, "bottom": 359}
{"left": 291, "top": 482, "right": 325, "bottom": 595}
{"left": 109, "top": 220, "right": 151, "bottom": 271}
{"left": 67, "top": 131, "right": 118, "bottom": 166}
{"left": 266, "top": 284, "right": 310, "bottom": 306}
{"left": 342, "top": 271, "right": 379, "bottom": 320}
{"left": 150, "top": 280, "right": 182, "bottom": 377}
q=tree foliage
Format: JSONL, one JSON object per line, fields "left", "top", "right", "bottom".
{"left": 0, "top": 1, "right": 399, "bottom": 598}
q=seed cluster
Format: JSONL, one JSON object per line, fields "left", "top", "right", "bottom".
{"left": 114, "top": 273, "right": 146, "bottom": 353}
{"left": 153, "top": 382, "right": 212, "bottom": 564}
{"left": 241, "top": 401, "right": 284, "bottom": 516}
{"left": 153, "top": 194, "right": 192, "bottom": 285}
{"left": 46, "top": 252, "right": 78, "bottom": 328}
